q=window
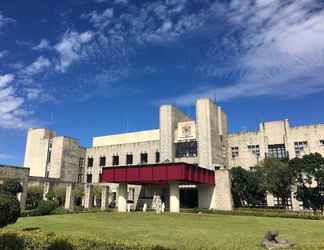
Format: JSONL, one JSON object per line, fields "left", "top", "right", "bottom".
{"left": 99, "top": 156, "right": 106, "bottom": 167}
{"left": 267, "top": 144, "right": 288, "bottom": 160}
{"left": 175, "top": 141, "right": 198, "bottom": 158}
{"left": 112, "top": 155, "right": 119, "bottom": 166}
{"left": 78, "top": 174, "right": 83, "bottom": 183}
{"left": 155, "top": 152, "right": 160, "bottom": 163}
{"left": 126, "top": 154, "right": 133, "bottom": 165}
{"left": 140, "top": 153, "right": 148, "bottom": 164}
{"left": 294, "top": 141, "right": 308, "bottom": 157}
{"left": 320, "top": 140, "right": 324, "bottom": 146}
{"left": 247, "top": 145, "right": 260, "bottom": 156}
{"left": 231, "top": 147, "right": 239, "bottom": 159}
{"left": 79, "top": 158, "right": 84, "bottom": 168}
{"left": 86, "top": 174, "right": 92, "bottom": 183}
{"left": 87, "top": 157, "right": 93, "bottom": 167}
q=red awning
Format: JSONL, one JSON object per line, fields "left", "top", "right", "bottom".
{"left": 100, "top": 162, "right": 215, "bottom": 185}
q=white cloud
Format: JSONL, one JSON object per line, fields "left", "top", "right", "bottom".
{"left": 23, "top": 56, "right": 51, "bottom": 76}
{"left": 0, "top": 50, "right": 8, "bottom": 58}
{"left": 54, "top": 30, "right": 94, "bottom": 72}
{"left": 0, "top": 74, "right": 34, "bottom": 129}
{"left": 0, "top": 152, "right": 12, "bottom": 160}
{"left": 164, "top": 0, "right": 324, "bottom": 105}
{"left": 0, "top": 12, "right": 15, "bottom": 31}
{"left": 81, "top": 8, "right": 114, "bottom": 29}
{"left": 32, "top": 39, "right": 51, "bottom": 50}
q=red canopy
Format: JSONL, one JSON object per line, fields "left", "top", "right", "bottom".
{"left": 100, "top": 162, "right": 215, "bottom": 185}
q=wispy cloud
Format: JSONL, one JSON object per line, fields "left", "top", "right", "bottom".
{"left": 0, "top": 12, "right": 15, "bottom": 31}
{"left": 32, "top": 39, "right": 51, "bottom": 50}
{"left": 0, "top": 152, "right": 12, "bottom": 160}
{"left": 163, "top": 0, "right": 324, "bottom": 105}
{"left": 0, "top": 50, "right": 8, "bottom": 58}
{"left": 54, "top": 30, "right": 94, "bottom": 72}
{"left": 23, "top": 56, "right": 51, "bottom": 76}
{"left": 0, "top": 74, "right": 36, "bottom": 129}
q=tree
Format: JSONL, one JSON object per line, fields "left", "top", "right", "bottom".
{"left": 262, "top": 158, "right": 296, "bottom": 208}
{"left": 0, "top": 193, "right": 20, "bottom": 228}
{"left": 26, "top": 186, "right": 43, "bottom": 210}
{"left": 74, "top": 184, "right": 84, "bottom": 206}
{"left": 45, "top": 186, "right": 65, "bottom": 206}
{"left": 231, "top": 167, "right": 267, "bottom": 207}
{"left": 2, "top": 179, "right": 23, "bottom": 196}
{"left": 289, "top": 153, "right": 324, "bottom": 212}
{"left": 93, "top": 185, "right": 102, "bottom": 207}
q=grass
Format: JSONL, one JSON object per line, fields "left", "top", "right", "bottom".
{"left": 6, "top": 212, "right": 324, "bottom": 249}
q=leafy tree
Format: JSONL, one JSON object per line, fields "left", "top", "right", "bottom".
{"left": 45, "top": 186, "right": 66, "bottom": 206}
{"left": 0, "top": 193, "right": 20, "bottom": 228}
{"left": 74, "top": 184, "right": 84, "bottom": 206}
{"left": 231, "top": 167, "right": 267, "bottom": 207}
{"left": 289, "top": 153, "right": 324, "bottom": 212}
{"left": 2, "top": 179, "right": 23, "bottom": 196}
{"left": 262, "top": 158, "right": 296, "bottom": 208}
{"left": 93, "top": 185, "right": 102, "bottom": 207}
{"left": 26, "top": 186, "right": 43, "bottom": 210}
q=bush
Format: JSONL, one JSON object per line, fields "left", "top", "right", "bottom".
{"left": 0, "top": 230, "right": 174, "bottom": 250}
{"left": 2, "top": 179, "right": 23, "bottom": 196}
{"left": 37, "top": 200, "right": 58, "bottom": 215}
{"left": 0, "top": 193, "right": 20, "bottom": 228}
{"left": 26, "top": 186, "right": 43, "bottom": 210}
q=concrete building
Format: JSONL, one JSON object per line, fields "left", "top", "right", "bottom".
{"left": 21, "top": 98, "right": 324, "bottom": 212}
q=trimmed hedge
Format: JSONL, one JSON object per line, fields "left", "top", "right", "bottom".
{"left": 0, "top": 230, "right": 172, "bottom": 250}
{"left": 181, "top": 208, "right": 323, "bottom": 220}
{"left": 0, "top": 193, "right": 20, "bottom": 228}
{"left": 37, "top": 200, "right": 58, "bottom": 215}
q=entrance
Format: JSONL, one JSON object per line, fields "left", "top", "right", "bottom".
{"left": 180, "top": 189, "right": 198, "bottom": 208}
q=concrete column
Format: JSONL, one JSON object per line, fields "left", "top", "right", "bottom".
{"left": 214, "top": 169, "right": 233, "bottom": 211}
{"left": 118, "top": 183, "right": 128, "bottom": 212}
{"left": 291, "top": 186, "right": 300, "bottom": 211}
{"left": 84, "top": 184, "right": 93, "bottom": 209}
{"left": 169, "top": 182, "right": 180, "bottom": 213}
{"left": 198, "top": 184, "right": 216, "bottom": 209}
{"left": 101, "top": 185, "right": 109, "bottom": 211}
{"left": 266, "top": 192, "right": 275, "bottom": 207}
{"left": 43, "top": 181, "right": 51, "bottom": 200}
{"left": 19, "top": 180, "right": 28, "bottom": 210}
{"left": 64, "top": 183, "right": 74, "bottom": 210}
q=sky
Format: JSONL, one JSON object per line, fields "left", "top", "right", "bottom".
{"left": 1, "top": 0, "right": 324, "bottom": 166}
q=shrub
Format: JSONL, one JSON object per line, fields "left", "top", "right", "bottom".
{"left": 0, "top": 233, "right": 24, "bottom": 250}
{"left": 37, "top": 200, "right": 58, "bottom": 215}
{"left": 0, "top": 193, "right": 20, "bottom": 228}
{"left": 48, "top": 239, "right": 74, "bottom": 250}
{"left": 26, "top": 186, "right": 43, "bottom": 210}
{"left": 2, "top": 179, "right": 23, "bottom": 196}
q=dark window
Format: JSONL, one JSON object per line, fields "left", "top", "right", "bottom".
{"left": 140, "top": 153, "right": 148, "bottom": 164}
{"left": 320, "top": 140, "right": 324, "bottom": 146}
{"left": 231, "top": 146, "right": 239, "bottom": 159}
{"left": 79, "top": 158, "right": 84, "bottom": 168}
{"left": 294, "top": 141, "right": 307, "bottom": 157}
{"left": 126, "top": 154, "right": 133, "bottom": 165}
{"left": 247, "top": 145, "right": 260, "bottom": 156}
{"left": 99, "top": 156, "right": 106, "bottom": 166}
{"left": 155, "top": 152, "right": 160, "bottom": 163}
{"left": 175, "top": 141, "right": 198, "bottom": 158}
{"left": 112, "top": 155, "right": 119, "bottom": 166}
{"left": 267, "top": 144, "right": 288, "bottom": 160}
{"left": 78, "top": 174, "right": 83, "bottom": 183}
{"left": 87, "top": 157, "right": 93, "bottom": 167}
{"left": 86, "top": 174, "right": 92, "bottom": 183}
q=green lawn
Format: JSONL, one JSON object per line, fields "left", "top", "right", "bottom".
{"left": 6, "top": 212, "right": 324, "bottom": 249}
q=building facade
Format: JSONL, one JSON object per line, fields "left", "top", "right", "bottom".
{"left": 22, "top": 98, "right": 324, "bottom": 212}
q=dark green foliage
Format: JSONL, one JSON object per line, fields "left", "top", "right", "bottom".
{"left": 290, "top": 153, "right": 324, "bottom": 211}
{"left": 2, "top": 179, "right": 23, "bottom": 195}
{"left": 0, "top": 193, "right": 20, "bottom": 228}
{"left": 263, "top": 158, "right": 296, "bottom": 208}
{"left": 48, "top": 239, "right": 74, "bottom": 250}
{"left": 0, "top": 233, "right": 24, "bottom": 250}
{"left": 231, "top": 167, "right": 267, "bottom": 207}
{"left": 37, "top": 200, "right": 58, "bottom": 215}
{"left": 26, "top": 186, "right": 43, "bottom": 210}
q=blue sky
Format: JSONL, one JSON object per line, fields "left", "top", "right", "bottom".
{"left": 1, "top": 0, "right": 324, "bottom": 165}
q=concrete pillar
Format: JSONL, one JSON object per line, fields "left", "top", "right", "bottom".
{"left": 84, "top": 184, "right": 93, "bottom": 209}
{"left": 43, "top": 181, "right": 51, "bottom": 200}
{"left": 19, "top": 180, "right": 28, "bottom": 210}
{"left": 198, "top": 184, "right": 216, "bottom": 209}
{"left": 101, "top": 185, "right": 109, "bottom": 211}
{"left": 266, "top": 192, "right": 275, "bottom": 207}
{"left": 118, "top": 183, "right": 127, "bottom": 212}
{"left": 169, "top": 182, "right": 180, "bottom": 213}
{"left": 291, "top": 186, "right": 300, "bottom": 211}
{"left": 64, "top": 183, "right": 74, "bottom": 210}
{"left": 214, "top": 169, "right": 233, "bottom": 211}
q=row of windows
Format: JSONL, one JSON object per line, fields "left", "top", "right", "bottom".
{"left": 86, "top": 152, "right": 160, "bottom": 167}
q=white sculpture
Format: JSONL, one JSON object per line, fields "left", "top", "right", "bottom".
{"left": 143, "top": 203, "right": 147, "bottom": 212}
